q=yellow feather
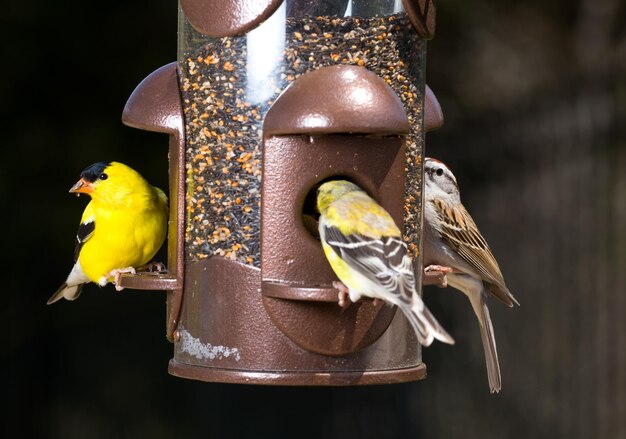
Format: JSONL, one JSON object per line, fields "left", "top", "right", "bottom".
{"left": 317, "top": 180, "right": 400, "bottom": 238}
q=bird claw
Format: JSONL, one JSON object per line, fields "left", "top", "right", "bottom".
{"left": 333, "top": 281, "right": 352, "bottom": 309}
{"left": 137, "top": 261, "right": 167, "bottom": 273}
{"left": 107, "top": 267, "right": 137, "bottom": 291}
{"left": 424, "top": 265, "right": 454, "bottom": 288}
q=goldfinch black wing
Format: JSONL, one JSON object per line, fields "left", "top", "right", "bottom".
{"left": 74, "top": 202, "right": 95, "bottom": 261}
{"left": 74, "top": 219, "right": 95, "bottom": 261}
{"left": 47, "top": 203, "right": 94, "bottom": 305}
{"left": 321, "top": 219, "right": 454, "bottom": 345}
{"left": 321, "top": 223, "right": 416, "bottom": 305}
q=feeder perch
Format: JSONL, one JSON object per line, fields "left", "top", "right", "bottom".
{"left": 120, "top": 0, "right": 443, "bottom": 385}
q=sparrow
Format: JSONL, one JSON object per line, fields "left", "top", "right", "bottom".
{"left": 423, "top": 157, "right": 519, "bottom": 393}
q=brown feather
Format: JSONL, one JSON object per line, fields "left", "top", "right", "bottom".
{"left": 432, "top": 198, "right": 519, "bottom": 307}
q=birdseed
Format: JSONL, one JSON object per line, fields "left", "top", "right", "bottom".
{"left": 180, "top": 13, "right": 425, "bottom": 267}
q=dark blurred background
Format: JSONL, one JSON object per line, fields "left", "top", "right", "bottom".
{"left": 3, "top": 1, "right": 625, "bottom": 438}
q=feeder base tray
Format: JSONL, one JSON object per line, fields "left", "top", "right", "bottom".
{"left": 168, "top": 360, "right": 427, "bottom": 386}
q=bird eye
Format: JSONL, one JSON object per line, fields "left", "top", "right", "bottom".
{"left": 436, "top": 168, "right": 444, "bottom": 176}
{"left": 99, "top": 173, "right": 108, "bottom": 180}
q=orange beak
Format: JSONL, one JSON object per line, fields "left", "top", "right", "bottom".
{"left": 69, "top": 178, "right": 94, "bottom": 195}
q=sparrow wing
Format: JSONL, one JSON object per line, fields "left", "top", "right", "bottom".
{"left": 432, "top": 198, "right": 519, "bottom": 307}
{"left": 322, "top": 222, "right": 416, "bottom": 305}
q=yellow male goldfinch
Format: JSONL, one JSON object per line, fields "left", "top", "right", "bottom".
{"left": 47, "top": 162, "right": 169, "bottom": 304}
{"left": 317, "top": 180, "right": 454, "bottom": 347}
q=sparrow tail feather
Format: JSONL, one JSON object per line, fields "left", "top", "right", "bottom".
{"left": 477, "top": 295, "right": 502, "bottom": 393}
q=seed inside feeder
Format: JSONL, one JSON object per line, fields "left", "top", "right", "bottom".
{"left": 180, "top": 13, "right": 425, "bottom": 267}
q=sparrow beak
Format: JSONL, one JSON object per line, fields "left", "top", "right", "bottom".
{"left": 69, "top": 178, "right": 94, "bottom": 195}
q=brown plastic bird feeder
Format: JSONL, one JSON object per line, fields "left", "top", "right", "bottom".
{"left": 120, "top": 0, "right": 444, "bottom": 385}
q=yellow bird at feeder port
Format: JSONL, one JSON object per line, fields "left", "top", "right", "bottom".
{"left": 316, "top": 180, "right": 454, "bottom": 347}
{"left": 47, "top": 162, "right": 169, "bottom": 304}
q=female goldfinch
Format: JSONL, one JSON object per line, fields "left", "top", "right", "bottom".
{"left": 47, "top": 162, "right": 169, "bottom": 304}
{"left": 317, "top": 180, "right": 454, "bottom": 347}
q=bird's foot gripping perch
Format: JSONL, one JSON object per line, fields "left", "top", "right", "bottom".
{"left": 424, "top": 265, "right": 455, "bottom": 288}
{"left": 107, "top": 262, "right": 167, "bottom": 291}
{"left": 332, "top": 281, "right": 353, "bottom": 309}
{"left": 137, "top": 261, "right": 167, "bottom": 273}
{"left": 106, "top": 267, "right": 137, "bottom": 291}
{"left": 332, "top": 281, "right": 382, "bottom": 308}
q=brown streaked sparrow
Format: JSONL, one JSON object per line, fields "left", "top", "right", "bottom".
{"left": 423, "top": 157, "right": 519, "bottom": 393}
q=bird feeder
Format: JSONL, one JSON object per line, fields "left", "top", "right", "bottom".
{"left": 120, "top": 0, "right": 444, "bottom": 385}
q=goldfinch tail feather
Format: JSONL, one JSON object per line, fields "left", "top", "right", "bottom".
{"left": 400, "top": 297, "right": 455, "bottom": 346}
{"left": 47, "top": 283, "right": 84, "bottom": 305}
